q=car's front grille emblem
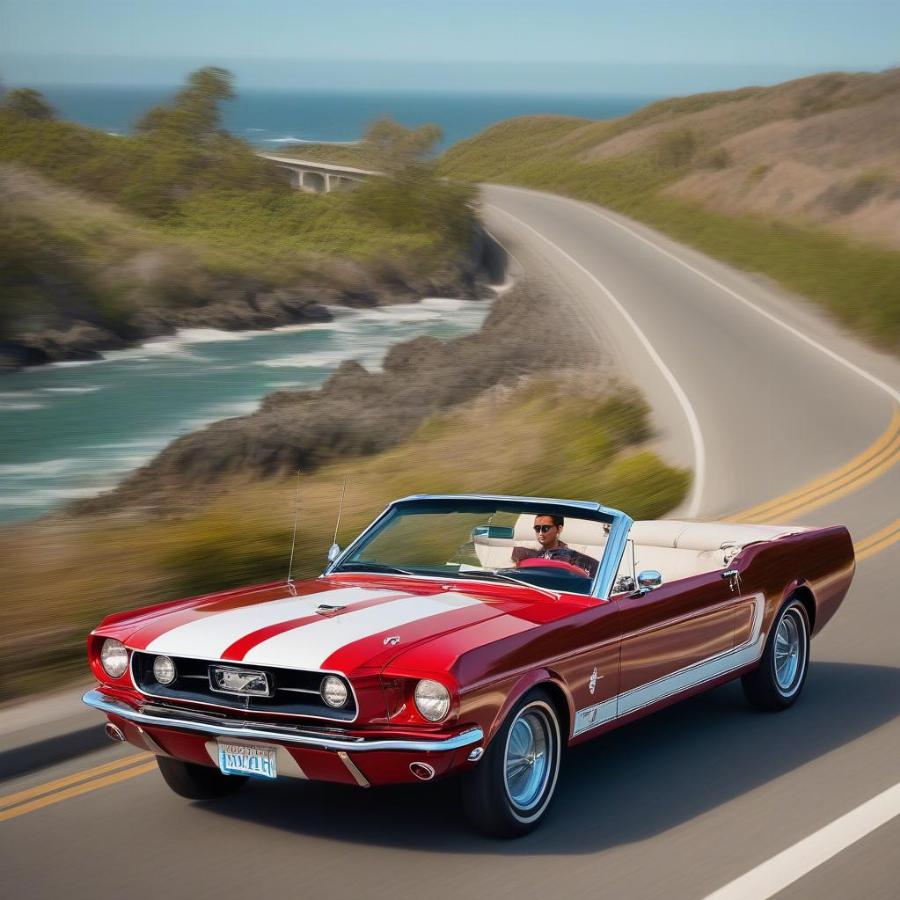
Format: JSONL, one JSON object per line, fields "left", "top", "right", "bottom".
{"left": 209, "top": 666, "right": 271, "bottom": 697}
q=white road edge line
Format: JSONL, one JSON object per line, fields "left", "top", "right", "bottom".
{"left": 497, "top": 185, "right": 900, "bottom": 408}
{"left": 703, "top": 782, "right": 900, "bottom": 899}
{"left": 486, "top": 203, "right": 707, "bottom": 517}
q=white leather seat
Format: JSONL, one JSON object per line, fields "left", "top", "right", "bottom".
{"left": 618, "top": 520, "right": 808, "bottom": 586}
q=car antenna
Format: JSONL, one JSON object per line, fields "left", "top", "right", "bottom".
{"left": 286, "top": 469, "right": 301, "bottom": 596}
{"left": 330, "top": 476, "right": 348, "bottom": 559}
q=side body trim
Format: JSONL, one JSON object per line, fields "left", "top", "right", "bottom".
{"left": 573, "top": 592, "right": 766, "bottom": 736}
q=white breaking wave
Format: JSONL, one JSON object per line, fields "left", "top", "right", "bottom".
{"left": 176, "top": 328, "right": 260, "bottom": 344}
{"left": 0, "top": 391, "right": 39, "bottom": 400}
{"left": 178, "top": 399, "right": 263, "bottom": 433}
{"left": 258, "top": 350, "right": 353, "bottom": 369}
{"left": 0, "top": 401, "right": 45, "bottom": 411}
{"left": 210, "top": 400, "right": 261, "bottom": 417}
{"left": 0, "top": 485, "right": 114, "bottom": 507}
{"left": 86, "top": 439, "right": 168, "bottom": 452}
{"left": 263, "top": 137, "right": 362, "bottom": 145}
{"left": 100, "top": 339, "right": 209, "bottom": 363}
{"left": 43, "top": 386, "right": 103, "bottom": 395}
{"left": 0, "top": 459, "right": 80, "bottom": 477}
{"left": 51, "top": 359, "right": 103, "bottom": 369}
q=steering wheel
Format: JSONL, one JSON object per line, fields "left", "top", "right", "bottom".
{"left": 515, "top": 557, "right": 591, "bottom": 578}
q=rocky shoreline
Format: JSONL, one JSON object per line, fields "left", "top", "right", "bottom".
{"left": 0, "top": 234, "right": 498, "bottom": 372}
{"left": 72, "top": 273, "right": 604, "bottom": 518}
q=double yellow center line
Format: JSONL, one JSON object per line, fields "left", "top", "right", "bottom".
{"left": 0, "top": 753, "right": 155, "bottom": 823}
{"left": 729, "top": 409, "right": 900, "bottom": 524}
{"left": 854, "top": 518, "right": 900, "bottom": 562}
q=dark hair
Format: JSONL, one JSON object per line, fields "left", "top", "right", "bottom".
{"left": 535, "top": 513, "right": 564, "bottom": 527}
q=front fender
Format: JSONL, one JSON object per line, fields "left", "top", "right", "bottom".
{"left": 486, "top": 668, "right": 574, "bottom": 745}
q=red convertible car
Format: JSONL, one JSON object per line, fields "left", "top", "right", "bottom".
{"left": 84, "top": 494, "right": 854, "bottom": 835}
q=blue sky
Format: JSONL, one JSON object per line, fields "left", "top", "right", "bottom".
{"left": 2, "top": 0, "right": 898, "bottom": 93}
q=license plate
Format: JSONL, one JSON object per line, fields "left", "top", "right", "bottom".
{"left": 217, "top": 741, "right": 277, "bottom": 779}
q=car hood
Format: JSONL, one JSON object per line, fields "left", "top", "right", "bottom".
{"left": 116, "top": 577, "right": 536, "bottom": 674}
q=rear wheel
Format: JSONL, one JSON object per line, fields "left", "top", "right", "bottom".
{"left": 156, "top": 756, "right": 248, "bottom": 800}
{"left": 461, "top": 688, "right": 562, "bottom": 837}
{"left": 742, "top": 598, "right": 810, "bottom": 711}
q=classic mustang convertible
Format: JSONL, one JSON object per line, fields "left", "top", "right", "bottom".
{"left": 84, "top": 494, "right": 854, "bottom": 835}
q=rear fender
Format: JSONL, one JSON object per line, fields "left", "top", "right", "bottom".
{"left": 779, "top": 578, "right": 816, "bottom": 630}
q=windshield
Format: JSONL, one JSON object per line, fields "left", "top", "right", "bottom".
{"left": 334, "top": 498, "right": 613, "bottom": 596}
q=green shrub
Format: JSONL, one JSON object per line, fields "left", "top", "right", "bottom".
{"left": 656, "top": 129, "right": 697, "bottom": 170}
{"left": 746, "top": 163, "right": 771, "bottom": 183}
{"left": 597, "top": 451, "right": 691, "bottom": 520}
{"left": 821, "top": 170, "right": 893, "bottom": 215}
{"left": 1, "top": 87, "right": 56, "bottom": 120}
{"left": 700, "top": 146, "right": 732, "bottom": 170}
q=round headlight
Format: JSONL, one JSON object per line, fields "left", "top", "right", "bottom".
{"left": 152, "top": 655, "right": 176, "bottom": 685}
{"left": 414, "top": 679, "right": 451, "bottom": 722}
{"left": 321, "top": 675, "right": 349, "bottom": 709}
{"left": 100, "top": 638, "right": 128, "bottom": 679}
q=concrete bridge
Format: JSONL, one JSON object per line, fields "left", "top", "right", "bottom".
{"left": 258, "top": 153, "right": 381, "bottom": 194}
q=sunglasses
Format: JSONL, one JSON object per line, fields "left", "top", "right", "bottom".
{"left": 533, "top": 524, "right": 557, "bottom": 533}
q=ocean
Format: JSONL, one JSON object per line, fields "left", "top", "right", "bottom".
{"left": 0, "top": 300, "right": 491, "bottom": 523}
{"left": 32, "top": 85, "right": 657, "bottom": 147}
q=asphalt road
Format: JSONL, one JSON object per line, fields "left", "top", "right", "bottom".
{"left": 2, "top": 185, "right": 898, "bottom": 900}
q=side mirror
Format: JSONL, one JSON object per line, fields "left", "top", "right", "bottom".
{"left": 637, "top": 569, "right": 662, "bottom": 591}
{"left": 327, "top": 543, "right": 342, "bottom": 563}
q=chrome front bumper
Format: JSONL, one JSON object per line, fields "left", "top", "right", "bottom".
{"left": 82, "top": 690, "right": 483, "bottom": 753}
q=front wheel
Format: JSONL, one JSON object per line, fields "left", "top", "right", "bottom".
{"left": 461, "top": 688, "right": 562, "bottom": 837}
{"left": 156, "top": 756, "right": 248, "bottom": 800}
{"left": 742, "top": 597, "right": 810, "bottom": 711}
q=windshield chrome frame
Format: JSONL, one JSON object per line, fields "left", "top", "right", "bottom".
{"left": 323, "top": 494, "right": 632, "bottom": 601}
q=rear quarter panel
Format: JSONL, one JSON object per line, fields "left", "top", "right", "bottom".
{"left": 733, "top": 525, "right": 855, "bottom": 639}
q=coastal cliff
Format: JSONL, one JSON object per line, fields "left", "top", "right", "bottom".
{"left": 73, "top": 278, "right": 603, "bottom": 515}
{"left": 0, "top": 70, "right": 487, "bottom": 370}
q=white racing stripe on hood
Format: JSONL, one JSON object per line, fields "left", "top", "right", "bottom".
{"left": 145, "top": 586, "right": 398, "bottom": 659}
{"left": 242, "top": 593, "right": 483, "bottom": 670}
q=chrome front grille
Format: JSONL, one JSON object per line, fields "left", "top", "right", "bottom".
{"left": 130, "top": 652, "right": 356, "bottom": 721}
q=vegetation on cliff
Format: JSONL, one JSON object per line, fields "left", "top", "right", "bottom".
{"left": 0, "top": 69, "right": 480, "bottom": 365}
{"left": 439, "top": 68, "right": 900, "bottom": 350}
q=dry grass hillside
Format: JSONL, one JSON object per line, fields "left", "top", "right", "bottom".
{"left": 576, "top": 69, "right": 900, "bottom": 249}
{"left": 440, "top": 68, "right": 900, "bottom": 349}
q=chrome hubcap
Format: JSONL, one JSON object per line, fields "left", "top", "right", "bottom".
{"left": 504, "top": 708, "right": 553, "bottom": 811}
{"left": 774, "top": 610, "right": 803, "bottom": 692}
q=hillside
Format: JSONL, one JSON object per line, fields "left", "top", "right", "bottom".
{"left": 440, "top": 68, "right": 900, "bottom": 350}
{"left": 0, "top": 71, "right": 483, "bottom": 368}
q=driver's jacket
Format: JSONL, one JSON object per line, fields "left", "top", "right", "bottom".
{"left": 511, "top": 541, "right": 599, "bottom": 577}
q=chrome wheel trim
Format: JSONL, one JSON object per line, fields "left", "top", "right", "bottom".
{"left": 774, "top": 606, "right": 807, "bottom": 696}
{"left": 502, "top": 700, "right": 560, "bottom": 823}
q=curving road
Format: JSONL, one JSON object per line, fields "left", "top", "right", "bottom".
{"left": 2, "top": 185, "right": 899, "bottom": 900}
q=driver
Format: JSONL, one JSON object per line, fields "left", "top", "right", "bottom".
{"left": 511, "top": 514, "right": 599, "bottom": 578}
